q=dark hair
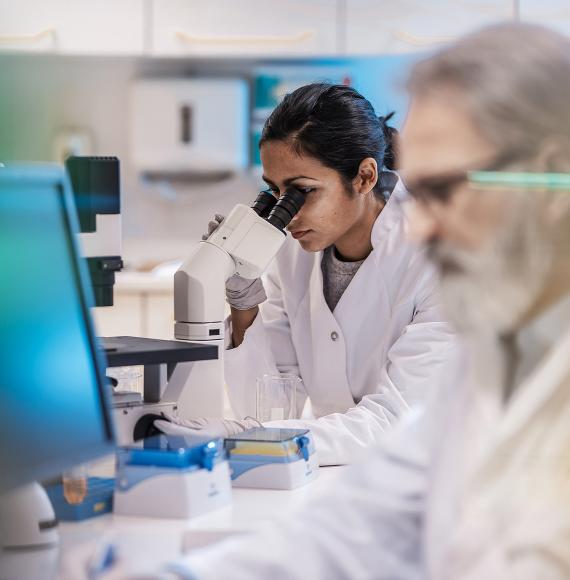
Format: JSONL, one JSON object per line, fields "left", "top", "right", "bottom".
{"left": 260, "top": 83, "right": 398, "bottom": 201}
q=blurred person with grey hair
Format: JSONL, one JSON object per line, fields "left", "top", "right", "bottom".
{"left": 65, "top": 23, "right": 570, "bottom": 580}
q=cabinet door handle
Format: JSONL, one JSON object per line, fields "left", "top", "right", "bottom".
{"left": 0, "top": 27, "right": 55, "bottom": 45}
{"left": 393, "top": 30, "right": 456, "bottom": 46}
{"left": 175, "top": 30, "right": 315, "bottom": 45}
{"left": 455, "top": 0, "right": 513, "bottom": 16}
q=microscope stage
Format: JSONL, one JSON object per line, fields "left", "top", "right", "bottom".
{"left": 101, "top": 336, "right": 218, "bottom": 367}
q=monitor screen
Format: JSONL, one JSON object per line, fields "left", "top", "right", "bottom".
{"left": 0, "top": 166, "right": 114, "bottom": 494}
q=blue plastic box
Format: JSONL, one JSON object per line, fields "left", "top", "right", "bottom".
{"left": 44, "top": 477, "right": 114, "bottom": 521}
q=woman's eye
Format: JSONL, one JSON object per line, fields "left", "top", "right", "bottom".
{"left": 296, "top": 187, "right": 315, "bottom": 195}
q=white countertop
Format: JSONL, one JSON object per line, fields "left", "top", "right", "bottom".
{"left": 57, "top": 465, "right": 345, "bottom": 578}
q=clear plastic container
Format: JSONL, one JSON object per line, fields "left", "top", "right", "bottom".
{"left": 106, "top": 365, "right": 144, "bottom": 394}
{"left": 62, "top": 464, "right": 88, "bottom": 505}
{"left": 255, "top": 373, "right": 301, "bottom": 422}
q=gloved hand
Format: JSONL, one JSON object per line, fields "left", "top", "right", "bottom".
{"left": 202, "top": 213, "right": 267, "bottom": 310}
{"left": 154, "top": 413, "right": 262, "bottom": 439}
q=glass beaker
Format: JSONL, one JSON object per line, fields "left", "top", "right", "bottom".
{"left": 255, "top": 373, "right": 301, "bottom": 423}
{"left": 106, "top": 365, "right": 144, "bottom": 394}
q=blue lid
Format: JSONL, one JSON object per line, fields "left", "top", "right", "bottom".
{"left": 117, "top": 434, "right": 223, "bottom": 471}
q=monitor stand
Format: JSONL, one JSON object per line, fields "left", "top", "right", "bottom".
{"left": 0, "top": 482, "right": 59, "bottom": 579}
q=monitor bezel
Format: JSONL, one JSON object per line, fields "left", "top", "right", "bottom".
{"left": 0, "top": 164, "right": 116, "bottom": 493}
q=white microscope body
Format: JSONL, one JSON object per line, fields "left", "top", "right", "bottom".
{"left": 173, "top": 190, "right": 305, "bottom": 418}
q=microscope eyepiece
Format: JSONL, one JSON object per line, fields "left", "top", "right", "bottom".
{"left": 265, "top": 189, "right": 306, "bottom": 232}
{"left": 251, "top": 189, "right": 278, "bottom": 218}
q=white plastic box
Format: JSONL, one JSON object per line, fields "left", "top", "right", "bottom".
{"left": 129, "top": 79, "right": 248, "bottom": 174}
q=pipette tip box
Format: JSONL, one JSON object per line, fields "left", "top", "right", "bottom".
{"left": 224, "top": 428, "right": 319, "bottom": 489}
{"left": 114, "top": 433, "right": 232, "bottom": 519}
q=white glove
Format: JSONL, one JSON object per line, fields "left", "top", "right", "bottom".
{"left": 202, "top": 213, "right": 267, "bottom": 310}
{"left": 154, "top": 413, "right": 262, "bottom": 439}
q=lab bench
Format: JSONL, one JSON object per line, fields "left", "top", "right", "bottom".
{"left": 56, "top": 464, "right": 344, "bottom": 578}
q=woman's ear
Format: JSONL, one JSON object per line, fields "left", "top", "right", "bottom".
{"left": 353, "top": 158, "right": 378, "bottom": 195}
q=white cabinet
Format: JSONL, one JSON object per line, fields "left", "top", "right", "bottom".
{"left": 0, "top": 0, "right": 144, "bottom": 55}
{"left": 147, "top": 294, "right": 176, "bottom": 340}
{"left": 93, "top": 273, "right": 175, "bottom": 340}
{"left": 93, "top": 294, "right": 146, "bottom": 339}
{"left": 151, "top": 0, "right": 338, "bottom": 57}
{"left": 345, "top": 0, "right": 514, "bottom": 55}
{"left": 520, "top": 0, "right": 570, "bottom": 36}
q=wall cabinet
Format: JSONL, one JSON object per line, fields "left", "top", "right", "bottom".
{"left": 93, "top": 274, "right": 174, "bottom": 340}
{"left": 2, "top": 2, "right": 564, "bottom": 61}
{"left": 345, "top": 0, "right": 514, "bottom": 55}
{"left": 0, "top": 0, "right": 144, "bottom": 55}
{"left": 520, "top": 0, "right": 570, "bottom": 36}
{"left": 150, "top": 0, "right": 339, "bottom": 57}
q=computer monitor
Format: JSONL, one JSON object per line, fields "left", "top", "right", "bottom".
{"left": 0, "top": 165, "right": 115, "bottom": 494}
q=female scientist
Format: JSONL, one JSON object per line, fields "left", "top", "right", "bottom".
{"left": 159, "top": 83, "right": 455, "bottom": 465}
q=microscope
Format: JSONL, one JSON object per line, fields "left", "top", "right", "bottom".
{"left": 174, "top": 188, "right": 305, "bottom": 341}
{"left": 66, "top": 157, "right": 305, "bottom": 444}
{"left": 171, "top": 188, "right": 305, "bottom": 418}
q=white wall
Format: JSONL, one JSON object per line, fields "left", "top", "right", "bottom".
{"left": 0, "top": 53, "right": 416, "bottom": 268}
{"left": 0, "top": 53, "right": 262, "bottom": 267}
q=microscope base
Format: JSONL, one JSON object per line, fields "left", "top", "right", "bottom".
{"left": 112, "top": 401, "right": 177, "bottom": 446}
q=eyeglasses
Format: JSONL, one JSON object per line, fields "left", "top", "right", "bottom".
{"left": 468, "top": 171, "right": 570, "bottom": 191}
{"left": 404, "top": 149, "right": 532, "bottom": 206}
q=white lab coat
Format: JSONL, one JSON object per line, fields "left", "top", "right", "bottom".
{"left": 224, "top": 182, "right": 456, "bottom": 465}
{"left": 177, "top": 296, "right": 570, "bottom": 580}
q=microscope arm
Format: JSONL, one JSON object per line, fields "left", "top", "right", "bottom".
{"left": 174, "top": 204, "right": 287, "bottom": 342}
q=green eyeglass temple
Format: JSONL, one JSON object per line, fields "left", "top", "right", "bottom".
{"left": 469, "top": 171, "right": 570, "bottom": 191}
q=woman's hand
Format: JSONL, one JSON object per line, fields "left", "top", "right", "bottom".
{"left": 154, "top": 413, "right": 262, "bottom": 439}
{"left": 203, "top": 213, "right": 267, "bottom": 346}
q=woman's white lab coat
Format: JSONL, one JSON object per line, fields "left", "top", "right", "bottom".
{"left": 225, "top": 183, "right": 456, "bottom": 465}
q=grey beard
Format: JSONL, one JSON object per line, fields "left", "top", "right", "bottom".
{"left": 430, "top": 204, "right": 551, "bottom": 335}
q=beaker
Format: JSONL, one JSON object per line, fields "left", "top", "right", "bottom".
{"left": 255, "top": 373, "right": 301, "bottom": 423}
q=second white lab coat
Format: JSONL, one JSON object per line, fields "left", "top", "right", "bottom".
{"left": 178, "top": 298, "right": 570, "bottom": 580}
{"left": 224, "top": 183, "right": 456, "bottom": 465}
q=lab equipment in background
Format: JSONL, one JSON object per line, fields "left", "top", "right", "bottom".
{"left": 256, "top": 373, "right": 301, "bottom": 422}
{"left": 251, "top": 66, "right": 352, "bottom": 166}
{"left": 130, "top": 78, "right": 248, "bottom": 177}
{"left": 102, "top": 336, "right": 217, "bottom": 445}
{"left": 114, "top": 434, "right": 231, "bottom": 519}
{"left": 225, "top": 428, "right": 318, "bottom": 490}
{"left": 0, "top": 165, "right": 115, "bottom": 565}
{"left": 65, "top": 156, "right": 123, "bottom": 307}
{"left": 52, "top": 127, "right": 94, "bottom": 164}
